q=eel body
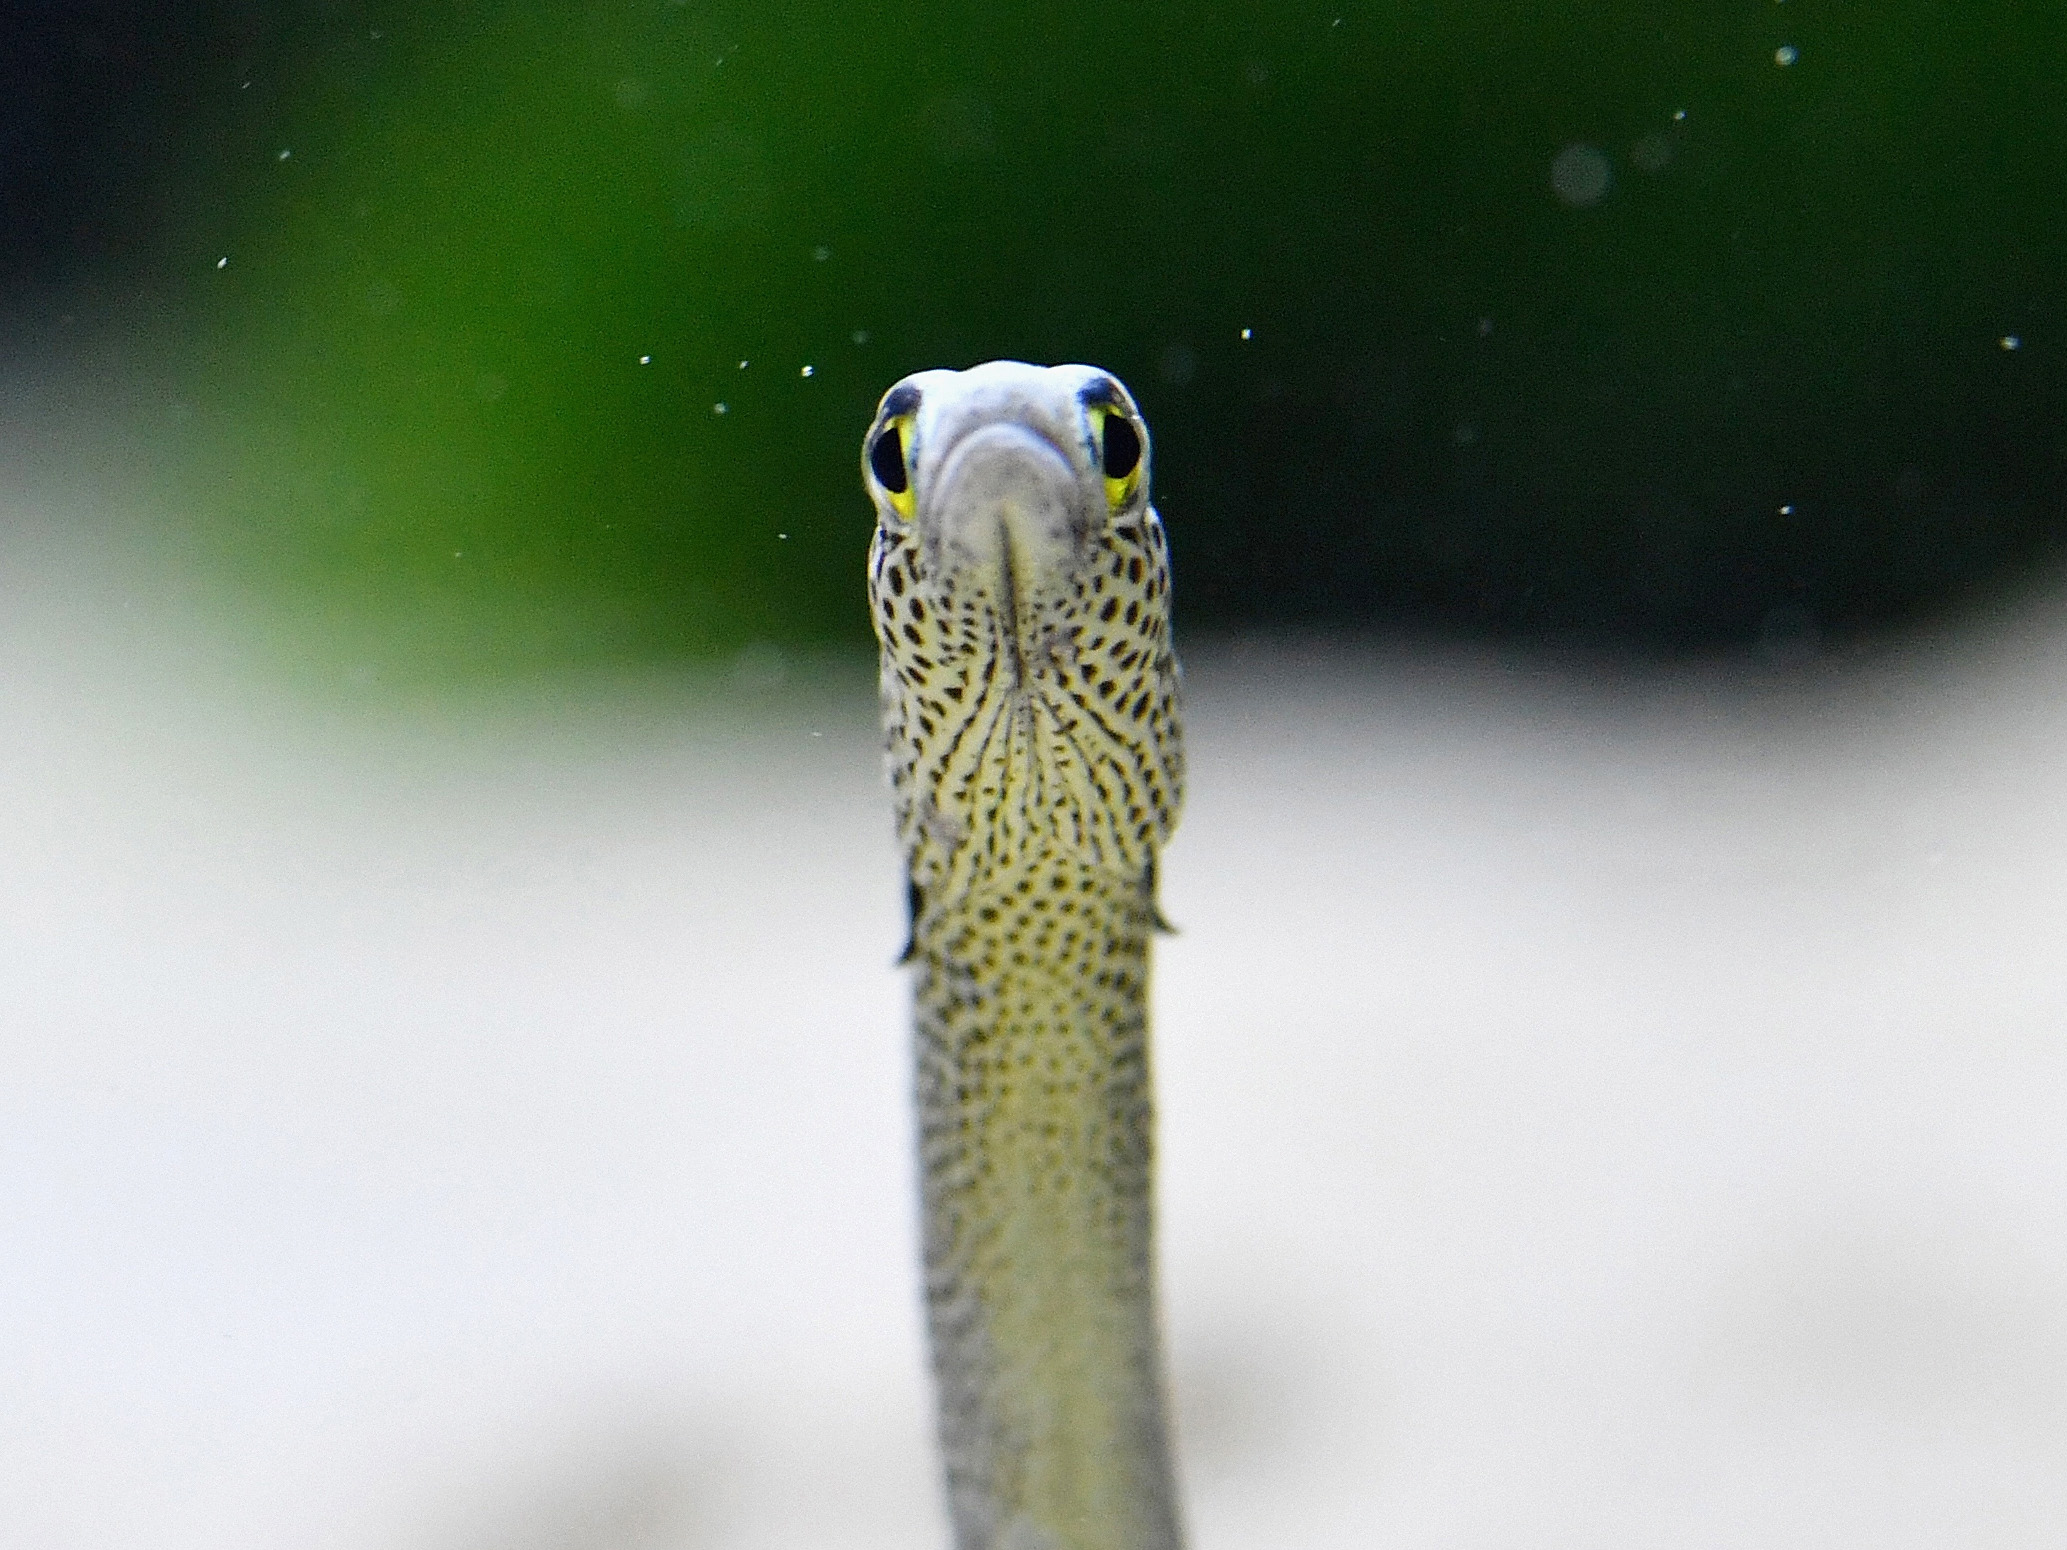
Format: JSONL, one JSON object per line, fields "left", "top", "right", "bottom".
{"left": 863, "top": 362, "right": 1186, "bottom": 1550}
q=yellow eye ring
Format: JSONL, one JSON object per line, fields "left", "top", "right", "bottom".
{"left": 866, "top": 415, "right": 916, "bottom": 522}
{"left": 1090, "top": 405, "right": 1144, "bottom": 510}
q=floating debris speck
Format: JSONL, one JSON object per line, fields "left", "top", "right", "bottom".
{"left": 713, "top": 402, "right": 728, "bottom": 415}
{"left": 2001, "top": 335, "right": 2022, "bottom": 351}
{"left": 1775, "top": 45, "right": 1798, "bottom": 65}
{"left": 639, "top": 354, "right": 651, "bottom": 365}
{"left": 1551, "top": 143, "right": 1612, "bottom": 207}
{"left": 1241, "top": 327, "right": 1253, "bottom": 340}
{"left": 801, "top": 364, "right": 815, "bottom": 378}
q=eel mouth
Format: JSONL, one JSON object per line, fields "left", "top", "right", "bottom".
{"left": 923, "top": 419, "right": 1090, "bottom": 691}
{"left": 923, "top": 422, "right": 1091, "bottom": 584}
{"left": 994, "top": 514, "right": 1025, "bottom": 691}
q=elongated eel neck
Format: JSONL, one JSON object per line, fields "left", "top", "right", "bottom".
{"left": 914, "top": 840, "right": 1180, "bottom": 1550}
{"left": 862, "top": 362, "right": 1186, "bottom": 1550}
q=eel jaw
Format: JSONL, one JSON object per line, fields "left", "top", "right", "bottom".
{"left": 920, "top": 418, "right": 1098, "bottom": 692}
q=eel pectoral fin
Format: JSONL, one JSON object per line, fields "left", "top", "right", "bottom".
{"left": 897, "top": 876, "right": 924, "bottom": 965}
{"left": 1144, "top": 859, "right": 1177, "bottom": 935}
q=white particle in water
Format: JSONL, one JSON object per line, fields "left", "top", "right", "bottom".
{"left": 1775, "top": 45, "right": 1798, "bottom": 65}
{"left": 813, "top": 246, "right": 830, "bottom": 261}
{"left": 1674, "top": 109, "right": 1686, "bottom": 121}
{"left": 853, "top": 329, "right": 870, "bottom": 344}
{"left": 1551, "top": 143, "right": 1612, "bottom": 207}
{"left": 1779, "top": 503, "right": 1794, "bottom": 515}
{"left": 800, "top": 364, "right": 814, "bottom": 377}
{"left": 1241, "top": 327, "right": 1253, "bottom": 340}
{"left": 2001, "top": 335, "right": 2022, "bottom": 351}
{"left": 216, "top": 256, "right": 228, "bottom": 268}
{"left": 277, "top": 148, "right": 291, "bottom": 161}
{"left": 639, "top": 354, "right": 651, "bottom": 364}
{"left": 778, "top": 532, "right": 788, "bottom": 539}
{"left": 713, "top": 402, "right": 728, "bottom": 414}
{"left": 738, "top": 359, "right": 749, "bottom": 369}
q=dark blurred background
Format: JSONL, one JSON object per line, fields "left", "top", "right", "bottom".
{"left": 4, "top": 0, "right": 2063, "bottom": 680}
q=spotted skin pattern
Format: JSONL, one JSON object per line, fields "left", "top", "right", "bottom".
{"left": 864, "top": 363, "right": 1185, "bottom": 1550}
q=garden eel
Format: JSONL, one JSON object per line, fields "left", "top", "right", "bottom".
{"left": 863, "top": 361, "right": 1186, "bottom": 1550}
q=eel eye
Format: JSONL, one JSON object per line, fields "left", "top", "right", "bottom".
{"left": 869, "top": 423, "right": 909, "bottom": 494}
{"left": 1101, "top": 414, "right": 1142, "bottom": 480}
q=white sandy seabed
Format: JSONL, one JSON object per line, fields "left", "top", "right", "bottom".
{"left": 3, "top": 521, "right": 2066, "bottom": 1550}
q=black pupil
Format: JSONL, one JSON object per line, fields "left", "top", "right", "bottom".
{"left": 870, "top": 424, "right": 908, "bottom": 493}
{"left": 1102, "top": 415, "right": 1141, "bottom": 480}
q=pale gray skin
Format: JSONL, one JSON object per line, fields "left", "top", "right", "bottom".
{"left": 863, "top": 362, "right": 1186, "bottom": 1550}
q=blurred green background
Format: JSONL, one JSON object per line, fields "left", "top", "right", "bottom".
{"left": 6, "top": 0, "right": 2064, "bottom": 679}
